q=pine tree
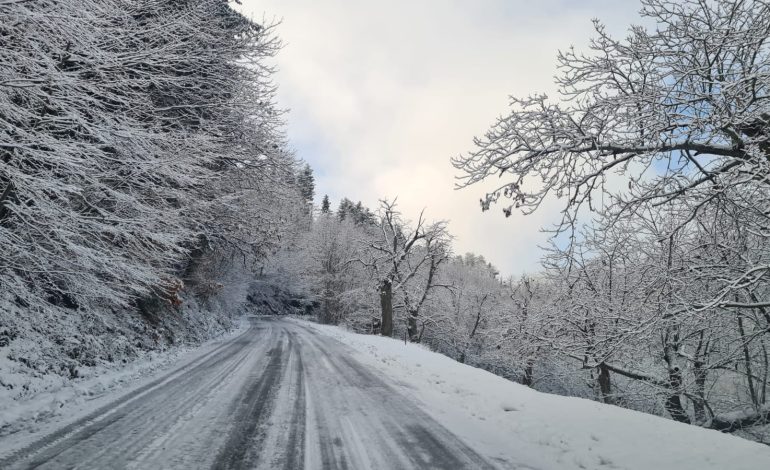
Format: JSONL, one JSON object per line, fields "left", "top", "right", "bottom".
{"left": 321, "top": 195, "right": 330, "bottom": 214}
{"left": 297, "top": 163, "right": 315, "bottom": 203}
{"left": 337, "top": 198, "right": 354, "bottom": 221}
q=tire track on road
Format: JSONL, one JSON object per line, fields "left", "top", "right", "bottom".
{"left": 212, "top": 331, "right": 287, "bottom": 470}
{"left": 288, "top": 319, "right": 496, "bottom": 469}
{"left": 0, "top": 323, "right": 259, "bottom": 469}
{"left": 2, "top": 317, "right": 501, "bottom": 469}
{"left": 283, "top": 331, "right": 307, "bottom": 470}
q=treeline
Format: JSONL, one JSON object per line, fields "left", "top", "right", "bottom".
{"left": 279, "top": 192, "right": 770, "bottom": 443}
{"left": 0, "top": 0, "right": 308, "bottom": 316}
{"left": 275, "top": 198, "right": 449, "bottom": 334}
{"left": 278, "top": 0, "right": 770, "bottom": 442}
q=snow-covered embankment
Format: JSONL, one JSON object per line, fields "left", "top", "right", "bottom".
{"left": 297, "top": 320, "right": 770, "bottom": 470}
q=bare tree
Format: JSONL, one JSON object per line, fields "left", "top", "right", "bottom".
{"left": 454, "top": 0, "right": 770, "bottom": 305}
{"left": 361, "top": 200, "right": 449, "bottom": 338}
{"left": 452, "top": 0, "right": 770, "bottom": 437}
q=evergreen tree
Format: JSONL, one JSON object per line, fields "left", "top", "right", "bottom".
{"left": 321, "top": 195, "right": 331, "bottom": 214}
{"left": 297, "top": 163, "right": 315, "bottom": 203}
{"left": 338, "top": 198, "right": 354, "bottom": 221}
{"left": 337, "top": 197, "right": 375, "bottom": 225}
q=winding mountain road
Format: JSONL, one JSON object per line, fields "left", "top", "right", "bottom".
{"left": 1, "top": 317, "right": 495, "bottom": 469}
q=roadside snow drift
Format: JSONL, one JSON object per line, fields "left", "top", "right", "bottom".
{"left": 296, "top": 319, "right": 770, "bottom": 470}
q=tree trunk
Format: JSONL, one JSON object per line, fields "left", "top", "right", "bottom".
{"left": 407, "top": 309, "right": 419, "bottom": 342}
{"left": 379, "top": 279, "right": 393, "bottom": 337}
{"left": 692, "top": 359, "right": 708, "bottom": 423}
{"left": 663, "top": 340, "right": 691, "bottom": 424}
{"left": 597, "top": 363, "right": 613, "bottom": 404}
{"left": 0, "top": 180, "right": 16, "bottom": 222}
{"left": 321, "top": 276, "right": 339, "bottom": 324}
{"left": 736, "top": 311, "right": 759, "bottom": 408}
{"left": 522, "top": 360, "right": 534, "bottom": 387}
{"left": 322, "top": 295, "right": 332, "bottom": 324}
{"left": 691, "top": 331, "right": 709, "bottom": 423}
{"left": 665, "top": 393, "right": 690, "bottom": 423}
{"left": 665, "top": 365, "right": 691, "bottom": 424}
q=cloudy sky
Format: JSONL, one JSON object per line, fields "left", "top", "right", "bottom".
{"left": 238, "top": 0, "right": 643, "bottom": 277}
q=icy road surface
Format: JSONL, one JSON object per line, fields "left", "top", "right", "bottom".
{"left": 0, "top": 317, "right": 494, "bottom": 469}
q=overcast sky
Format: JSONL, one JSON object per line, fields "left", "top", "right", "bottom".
{"left": 238, "top": 0, "right": 643, "bottom": 277}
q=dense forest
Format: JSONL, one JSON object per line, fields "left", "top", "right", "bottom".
{"left": 1, "top": 0, "right": 769, "bottom": 448}
{"left": 0, "top": 0, "right": 309, "bottom": 393}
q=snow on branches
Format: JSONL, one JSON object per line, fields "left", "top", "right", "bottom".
{"left": 0, "top": 0, "right": 303, "bottom": 311}
{"left": 453, "top": 0, "right": 770, "bottom": 439}
{"left": 455, "top": 0, "right": 770, "bottom": 226}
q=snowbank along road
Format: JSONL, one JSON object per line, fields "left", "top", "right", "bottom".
{"left": 0, "top": 317, "right": 495, "bottom": 469}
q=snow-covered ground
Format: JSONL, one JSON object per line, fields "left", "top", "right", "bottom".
{"left": 296, "top": 319, "right": 770, "bottom": 470}
{"left": 0, "top": 318, "right": 248, "bottom": 455}
{"left": 3, "top": 315, "right": 769, "bottom": 469}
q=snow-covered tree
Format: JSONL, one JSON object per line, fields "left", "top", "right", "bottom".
{"left": 453, "top": 0, "right": 770, "bottom": 438}
{"left": 357, "top": 200, "right": 450, "bottom": 338}
{"left": 0, "top": 0, "right": 299, "bottom": 313}
{"left": 455, "top": 0, "right": 770, "bottom": 308}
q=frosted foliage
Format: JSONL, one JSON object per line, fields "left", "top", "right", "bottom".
{"left": 0, "top": 0, "right": 298, "bottom": 310}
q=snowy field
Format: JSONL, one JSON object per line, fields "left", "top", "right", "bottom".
{"left": 295, "top": 319, "right": 770, "bottom": 470}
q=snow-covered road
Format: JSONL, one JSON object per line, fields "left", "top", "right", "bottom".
{"left": 0, "top": 317, "right": 494, "bottom": 469}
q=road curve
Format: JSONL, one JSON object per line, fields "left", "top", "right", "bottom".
{"left": 1, "top": 317, "right": 496, "bottom": 469}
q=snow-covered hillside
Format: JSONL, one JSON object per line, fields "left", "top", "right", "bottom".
{"left": 296, "top": 319, "right": 770, "bottom": 470}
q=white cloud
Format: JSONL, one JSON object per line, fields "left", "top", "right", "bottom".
{"left": 238, "top": 0, "right": 643, "bottom": 276}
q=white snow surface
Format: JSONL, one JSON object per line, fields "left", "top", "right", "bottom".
{"left": 294, "top": 319, "right": 770, "bottom": 470}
